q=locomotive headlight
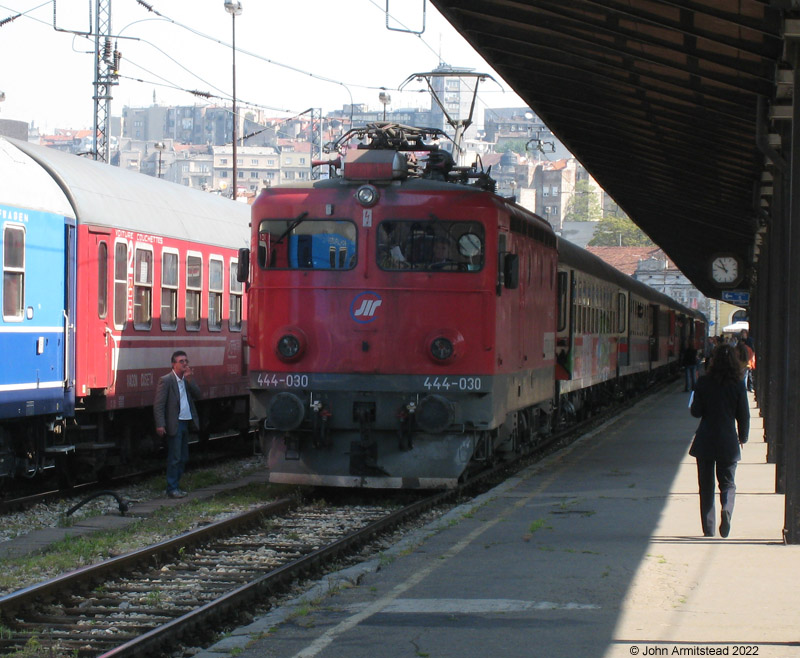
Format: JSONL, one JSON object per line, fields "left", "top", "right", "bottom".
{"left": 272, "top": 326, "right": 307, "bottom": 362}
{"left": 355, "top": 184, "right": 379, "bottom": 207}
{"left": 430, "top": 336, "right": 454, "bottom": 361}
{"left": 425, "top": 330, "right": 464, "bottom": 365}
{"left": 277, "top": 334, "right": 301, "bottom": 359}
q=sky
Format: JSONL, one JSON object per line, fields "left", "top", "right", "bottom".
{"left": 0, "top": 0, "right": 527, "bottom": 133}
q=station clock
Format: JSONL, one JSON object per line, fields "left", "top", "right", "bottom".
{"left": 709, "top": 254, "right": 743, "bottom": 288}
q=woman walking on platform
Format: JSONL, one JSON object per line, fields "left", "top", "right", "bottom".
{"left": 689, "top": 343, "right": 750, "bottom": 538}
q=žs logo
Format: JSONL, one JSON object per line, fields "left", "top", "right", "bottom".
{"left": 350, "top": 291, "right": 382, "bottom": 324}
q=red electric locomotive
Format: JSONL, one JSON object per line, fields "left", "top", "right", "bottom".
{"left": 240, "top": 124, "right": 706, "bottom": 489}
{"left": 241, "top": 125, "right": 559, "bottom": 488}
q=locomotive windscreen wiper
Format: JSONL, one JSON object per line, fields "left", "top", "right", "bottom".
{"left": 274, "top": 212, "right": 309, "bottom": 244}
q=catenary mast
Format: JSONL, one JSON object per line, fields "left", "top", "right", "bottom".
{"left": 92, "top": 0, "right": 119, "bottom": 162}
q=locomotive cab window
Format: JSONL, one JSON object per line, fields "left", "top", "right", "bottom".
{"left": 3, "top": 224, "right": 25, "bottom": 321}
{"left": 377, "top": 220, "right": 484, "bottom": 272}
{"left": 257, "top": 218, "right": 356, "bottom": 270}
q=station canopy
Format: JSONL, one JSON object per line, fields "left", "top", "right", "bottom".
{"left": 431, "top": 0, "right": 784, "bottom": 298}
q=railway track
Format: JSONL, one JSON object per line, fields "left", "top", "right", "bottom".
{"left": 0, "top": 378, "right": 677, "bottom": 657}
{"left": 0, "top": 491, "right": 451, "bottom": 657}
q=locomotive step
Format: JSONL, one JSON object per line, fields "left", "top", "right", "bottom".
{"left": 72, "top": 442, "right": 117, "bottom": 451}
{"left": 44, "top": 445, "right": 76, "bottom": 454}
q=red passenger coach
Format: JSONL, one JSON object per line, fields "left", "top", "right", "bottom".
{"left": 10, "top": 140, "right": 251, "bottom": 480}
{"left": 75, "top": 229, "right": 248, "bottom": 411}
{"left": 555, "top": 237, "right": 706, "bottom": 416}
{"left": 243, "top": 125, "right": 559, "bottom": 488}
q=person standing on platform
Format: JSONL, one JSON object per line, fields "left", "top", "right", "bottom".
{"left": 689, "top": 343, "right": 750, "bottom": 538}
{"left": 735, "top": 341, "right": 754, "bottom": 393}
{"left": 682, "top": 340, "right": 699, "bottom": 391}
{"left": 740, "top": 329, "right": 756, "bottom": 391}
{"left": 154, "top": 350, "right": 201, "bottom": 498}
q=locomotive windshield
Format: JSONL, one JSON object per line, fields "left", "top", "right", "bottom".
{"left": 257, "top": 218, "right": 356, "bottom": 270}
{"left": 377, "top": 220, "right": 484, "bottom": 272}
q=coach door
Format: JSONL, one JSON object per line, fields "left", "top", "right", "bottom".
{"left": 617, "top": 292, "right": 629, "bottom": 369}
{"left": 64, "top": 221, "right": 77, "bottom": 393}
{"left": 649, "top": 304, "right": 659, "bottom": 363}
{"left": 88, "top": 227, "right": 114, "bottom": 391}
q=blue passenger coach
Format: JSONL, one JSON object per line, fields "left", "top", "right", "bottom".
{"left": 0, "top": 139, "right": 77, "bottom": 479}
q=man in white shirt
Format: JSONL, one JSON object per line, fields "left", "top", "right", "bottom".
{"left": 154, "top": 351, "right": 201, "bottom": 498}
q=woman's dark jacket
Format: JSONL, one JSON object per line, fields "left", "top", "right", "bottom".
{"left": 689, "top": 374, "right": 750, "bottom": 462}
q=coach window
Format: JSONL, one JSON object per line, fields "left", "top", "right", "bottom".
{"left": 257, "top": 218, "right": 356, "bottom": 270}
{"left": 2, "top": 224, "right": 25, "bottom": 321}
{"left": 208, "top": 256, "right": 223, "bottom": 331}
{"left": 133, "top": 247, "right": 153, "bottom": 330}
{"left": 97, "top": 242, "right": 108, "bottom": 318}
{"left": 556, "top": 271, "right": 568, "bottom": 332}
{"left": 113, "top": 241, "right": 128, "bottom": 329}
{"left": 633, "top": 301, "right": 646, "bottom": 336}
{"left": 161, "top": 250, "right": 179, "bottom": 330}
{"left": 186, "top": 253, "right": 202, "bottom": 331}
{"left": 617, "top": 293, "right": 627, "bottom": 333}
{"left": 377, "top": 220, "right": 484, "bottom": 271}
{"left": 229, "top": 259, "right": 243, "bottom": 331}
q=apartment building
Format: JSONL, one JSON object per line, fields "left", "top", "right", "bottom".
{"left": 212, "top": 145, "right": 282, "bottom": 196}
{"left": 278, "top": 140, "right": 311, "bottom": 184}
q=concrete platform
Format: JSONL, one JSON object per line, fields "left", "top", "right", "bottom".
{"left": 198, "top": 383, "right": 800, "bottom": 658}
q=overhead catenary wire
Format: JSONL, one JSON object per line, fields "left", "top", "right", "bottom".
{"left": 3, "top": 0, "right": 524, "bottom": 130}
{"left": 132, "top": 0, "right": 516, "bottom": 116}
{"left": 0, "top": 1, "right": 49, "bottom": 28}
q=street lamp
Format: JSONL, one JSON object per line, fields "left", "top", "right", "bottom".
{"left": 379, "top": 92, "right": 391, "bottom": 121}
{"left": 154, "top": 141, "right": 166, "bottom": 178}
{"left": 224, "top": 0, "right": 242, "bottom": 199}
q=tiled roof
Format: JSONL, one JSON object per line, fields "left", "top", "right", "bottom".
{"left": 277, "top": 139, "right": 312, "bottom": 152}
{"left": 480, "top": 153, "right": 503, "bottom": 167}
{"left": 585, "top": 246, "right": 663, "bottom": 276}
{"left": 542, "top": 159, "right": 568, "bottom": 171}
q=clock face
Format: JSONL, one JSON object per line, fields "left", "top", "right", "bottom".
{"left": 711, "top": 256, "right": 740, "bottom": 284}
